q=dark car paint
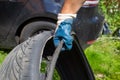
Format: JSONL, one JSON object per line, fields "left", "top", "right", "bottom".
{"left": 0, "top": 1, "right": 25, "bottom": 41}
{"left": 0, "top": 0, "right": 104, "bottom": 50}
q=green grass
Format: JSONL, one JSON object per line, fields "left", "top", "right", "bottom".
{"left": 0, "top": 50, "right": 7, "bottom": 66}
{"left": 0, "top": 36, "right": 120, "bottom": 80}
{"left": 85, "top": 36, "right": 120, "bottom": 80}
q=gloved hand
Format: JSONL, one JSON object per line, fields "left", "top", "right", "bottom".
{"left": 53, "top": 18, "right": 74, "bottom": 51}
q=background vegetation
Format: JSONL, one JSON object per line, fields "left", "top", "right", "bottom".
{"left": 85, "top": 36, "right": 120, "bottom": 80}
{"left": 99, "top": 0, "right": 120, "bottom": 30}
{"left": 0, "top": 0, "right": 120, "bottom": 80}
{"left": 0, "top": 51, "right": 7, "bottom": 66}
{"left": 85, "top": 0, "right": 120, "bottom": 79}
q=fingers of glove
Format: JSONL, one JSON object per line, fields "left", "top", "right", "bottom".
{"left": 53, "top": 36, "right": 73, "bottom": 51}
{"left": 63, "top": 35, "right": 73, "bottom": 50}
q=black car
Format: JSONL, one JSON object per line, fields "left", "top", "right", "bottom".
{"left": 0, "top": 0, "right": 104, "bottom": 49}
{"left": 0, "top": 0, "right": 104, "bottom": 80}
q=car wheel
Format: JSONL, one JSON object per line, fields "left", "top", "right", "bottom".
{"left": 0, "top": 31, "right": 95, "bottom": 80}
{"left": 20, "top": 21, "right": 56, "bottom": 43}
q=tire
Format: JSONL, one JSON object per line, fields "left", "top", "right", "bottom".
{"left": 0, "top": 31, "right": 55, "bottom": 80}
{"left": 20, "top": 21, "right": 56, "bottom": 43}
{"left": 0, "top": 31, "right": 95, "bottom": 80}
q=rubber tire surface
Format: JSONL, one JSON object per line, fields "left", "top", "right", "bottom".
{"left": 0, "top": 31, "right": 53, "bottom": 80}
{"left": 0, "top": 32, "right": 95, "bottom": 80}
{"left": 20, "top": 21, "right": 56, "bottom": 42}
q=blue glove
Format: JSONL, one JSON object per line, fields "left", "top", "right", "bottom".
{"left": 53, "top": 18, "right": 73, "bottom": 51}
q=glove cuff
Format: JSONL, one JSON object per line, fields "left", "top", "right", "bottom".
{"left": 57, "top": 14, "right": 77, "bottom": 25}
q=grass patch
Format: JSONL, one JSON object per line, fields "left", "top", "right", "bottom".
{"left": 0, "top": 50, "right": 8, "bottom": 66}
{"left": 85, "top": 36, "right": 120, "bottom": 80}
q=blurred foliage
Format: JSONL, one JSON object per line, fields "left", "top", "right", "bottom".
{"left": 99, "top": 0, "right": 120, "bottom": 30}
{"left": 0, "top": 51, "right": 7, "bottom": 66}
{"left": 86, "top": 1, "right": 120, "bottom": 79}
{"left": 85, "top": 36, "right": 120, "bottom": 80}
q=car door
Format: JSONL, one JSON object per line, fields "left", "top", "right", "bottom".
{"left": 0, "top": 0, "right": 27, "bottom": 42}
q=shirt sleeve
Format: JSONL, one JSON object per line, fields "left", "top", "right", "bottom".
{"left": 82, "top": 0, "right": 100, "bottom": 7}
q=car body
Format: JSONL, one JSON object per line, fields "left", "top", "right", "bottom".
{"left": 0, "top": 0, "right": 104, "bottom": 49}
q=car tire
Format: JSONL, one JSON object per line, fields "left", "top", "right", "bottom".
{"left": 0, "top": 31, "right": 95, "bottom": 80}
{"left": 20, "top": 21, "right": 56, "bottom": 43}
{"left": 0, "top": 31, "right": 55, "bottom": 80}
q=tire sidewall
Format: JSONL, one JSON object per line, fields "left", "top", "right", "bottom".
{"left": 20, "top": 21, "right": 56, "bottom": 42}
